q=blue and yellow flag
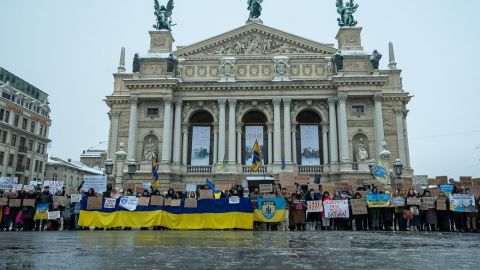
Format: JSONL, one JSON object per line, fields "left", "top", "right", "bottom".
{"left": 374, "top": 159, "right": 390, "bottom": 184}
{"left": 152, "top": 159, "right": 159, "bottom": 188}
{"left": 254, "top": 198, "right": 286, "bottom": 223}
{"left": 251, "top": 139, "right": 262, "bottom": 172}
{"left": 206, "top": 179, "right": 222, "bottom": 199}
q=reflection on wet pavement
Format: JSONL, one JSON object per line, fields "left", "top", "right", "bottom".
{"left": 1, "top": 231, "right": 479, "bottom": 269}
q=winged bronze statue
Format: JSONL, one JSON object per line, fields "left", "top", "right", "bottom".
{"left": 153, "top": 0, "right": 175, "bottom": 31}
{"left": 336, "top": 0, "right": 359, "bottom": 27}
{"left": 247, "top": 0, "right": 263, "bottom": 20}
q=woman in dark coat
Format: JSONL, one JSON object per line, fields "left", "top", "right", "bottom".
{"left": 305, "top": 189, "right": 320, "bottom": 230}
{"left": 436, "top": 191, "right": 450, "bottom": 231}
{"left": 291, "top": 189, "right": 306, "bottom": 231}
{"left": 21, "top": 190, "right": 37, "bottom": 231}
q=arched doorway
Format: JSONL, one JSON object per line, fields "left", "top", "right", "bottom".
{"left": 242, "top": 111, "right": 268, "bottom": 166}
{"left": 296, "top": 110, "right": 322, "bottom": 165}
{"left": 188, "top": 111, "right": 214, "bottom": 166}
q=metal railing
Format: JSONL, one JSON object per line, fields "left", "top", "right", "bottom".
{"left": 295, "top": 165, "right": 324, "bottom": 173}
{"left": 186, "top": 166, "right": 212, "bottom": 174}
{"left": 242, "top": 165, "right": 269, "bottom": 174}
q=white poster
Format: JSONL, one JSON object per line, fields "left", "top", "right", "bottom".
{"left": 323, "top": 200, "right": 349, "bottom": 218}
{"left": 104, "top": 198, "right": 117, "bottom": 209}
{"left": 0, "top": 177, "right": 18, "bottom": 190}
{"left": 191, "top": 126, "right": 211, "bottom": 166}
{"left": 300, "top": 125, "right": 320, "bottom": 165}
{"left": 82, "top": 175, "right": 107, "bottom": 193}
{"left": 245, "top": 126, "right": 264, "bottom": 164}
{"left": 43, "top": 181, "right": 64, "bottom": 195}
{"left": 119, "top": 196, "right": 138, "bottom": 211}
{"left": 70, "top": 194, "right": 82, "bottom": 203}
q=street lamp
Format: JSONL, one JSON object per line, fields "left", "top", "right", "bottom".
{"left": 104, "top": 159, "right": 114, "bottom": 175}
{"left": 127, "top": 159, "right": 137, "bottom": 175}
{"left": 393, "top": 159, "right": 403, "bottom": 178}
{"left": 368, "top": 159, "right": 376, "bottom": 177}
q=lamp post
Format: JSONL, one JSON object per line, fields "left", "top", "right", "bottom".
{"left": 368, "top": 159, "right": 376, "bottom": 178}
{"left": 392, "top": 158, "right": 403, "bottom": 186}
{"left": 105, "top": 145, "right": 137, "bottom": 190}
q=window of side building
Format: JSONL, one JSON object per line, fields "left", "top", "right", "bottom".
{"left": 22, "top": 118, "right": 28, "bottom": 130}
{"left": 13, "top": 114, "right": 19, "bottom": 127}
{"left": 26, "top": 158, "right": 30, "bottom": 170}
{"left": 1, "top": 92, "right": 11, "bottom": 100}
{"left": 0, "top": 151, "right": 4, "bottom": 165}
{"left": 8, "top": 154, "right": 14, "bottom": 167}
{"left": 28, "top": 139, "right": 33, "bottom": 151}
{"left": 30, "top": 121, "right": 35, "bottom": 133}
{"left": 1, "top": 131, "right": 6, "bottom": 144}
{"left": 352, "top": 105, "right": 365, "bottom": 114}
{"left": 146, "top": 108, "right": 159, "bottom": 118}
{"left": 11, "top": 134, "right": 16, "bottom": 146}
{"left": 3, "top": 111, "right": 10, "bottom": 123}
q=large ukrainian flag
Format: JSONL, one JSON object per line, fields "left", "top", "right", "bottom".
{"left": 251, "top": 139, "right": 262, "bottom": 172}
{"left": 253, "top": 198, "right": 286, "bottom": 223}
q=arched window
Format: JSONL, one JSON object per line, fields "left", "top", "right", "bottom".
{"left": 242, "top": 111, "right": 268, "bottom": 165}
{"left": 188, "top": 111, "right": 214, "bottom": 166}
{"left": 296, "top": 110, "right": 322, "bottom": 165}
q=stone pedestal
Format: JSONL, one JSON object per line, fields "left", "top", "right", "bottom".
{"left": 357, "top": 162, "right": 370, "bottom": 172}
{"left": 335, "top": 27, "right": 363, "bottom": 51}
{"left": 149, "top": 31, "right": 174, "bottom": 53}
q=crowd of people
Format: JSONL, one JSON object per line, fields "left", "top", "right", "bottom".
{"left": 1, "top": 182, "right": 479, "bottom": 233}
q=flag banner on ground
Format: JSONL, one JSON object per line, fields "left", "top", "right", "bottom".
{"left": 300, "top": 125, "right": 320, "bottom": 165}
{"left": 366, "top": 193, "right": 391, "bottom": 208}
{"left": 43, "top": 181, "right": 64, "bottom": 195}
{"left": 253, "top": 198, "right": 286, "bottom": 223}
{"left": 450, "top": 194, "right": 476, "bottom": 212}
{"left": 191, "top": 126, "right": 211, "bottom": 166}
{"left": 82, "top": 175, "right": 107, "bottom": 193}
{"left": 323, "top": 200, "right": 349, "bottom": 218}
{"left": 245, "top": 126, "right": 263, "bottom": 165}
{"left": 79, "top": 197, "right": 253, "bottom": 230}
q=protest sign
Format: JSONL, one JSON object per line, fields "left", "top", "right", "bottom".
{"left": 13, "top": 184, "right": 23, "bottom": 191}
{"left": 450, "top": 194, "right": 476, "bottom": 212}
{"left": 22, "top": 199, "right": 36, "bottom": 207}
{"left": 70, "top": 194, "right": 82, "bottom": 203}
{"left": 429, "top": 188, "right": 440, "bottom": 198}
{"left": 323, "top": 200, "right": 349, "bottom": 218}
{"left": 229, "top": 196, "right": 240, "bottom": 204}
{"left": 29, "top": 180, "right": 38, "bottom": 187}
{"left": 135, "top": 187, "right": 145, "bottom": 194}
{"left": 216, "top": 183, "right": 233, "bottom": 192}
{"left": 308, "top": 183, "right": 320, "bottom": 192}
{"left": 428, "top": 178, "right": 440, "bottom": 186}
{"left": 43, "top": 181, "right": 64, "bottom": 195}
{"left": 436, "top": 197, "right": 447, "bottom": 210}
{"left": 53, "top": 196, "right": 70, "bottom": 206}
{"left": 366, "top": 193, "right": 391, "bottom": 208}
{"left": 406, "top": 197, "right": 421, "bottom": 206}
{"left": 439, "top": 184, "right": 454, "bottom": 198}
{"left": 322, "top": 183, "right": 336, "bottom": 194}
{"left": 119, "top": 196, "right": 138, "bottom": 211}
{"left": 137, "top": 197, "right": 150, "bottom": 206}
{"left": 87, "top": 196, "right": 103, "bottom": 210}
{"left": 186, "top": 184, "right": 198, "bottom": 193}
{"left": 184, "top": 198, "right": 198, "bottom": 208}
{"left": 307, "top": 200, "right": 323, "bottom": 213}
{"left": 340, "top": 182, "right": 352, "bottom": 192}
{"left": 199, "top": 189, "right": 213, "bottom": 199}
{"left": 150, "top": 196, "right": 163, "bottom": 206}
{"left": 170, "top": 182, "right": 186, "bottom": 192}
{"left": 82, "top": 176, "right": 107, "bottom": 193}
{"left": 104, "top": 198, "right": 117, "bottom": 209}
{"left": 421, "top": 197, "right": 436, "bottom": 209}
{"left": 259, "top": 184, "right": 273, "bottom": 193}
{"left": 163, "top": 198, "right": 172, "bottom": 206}
{"left": 0, "top": 198, "right": 8, "bottom": 206}
{"left": 23, "top": 185, "right": 35, "bottom": 192}
{"left": 460, "top": 176, "right": 472, "bottom": 186}
{"left": 470, "top": 186, "right": 480, "bottom": 199}
{"left": 170, "top": 199, "right": 181, "bottom": 207}
{"left": 47, "top": 211, "right": 61, "bottom": 220}
{"left": 66, "top": 186, "right": 78, "bottom": 195}
{"left": 286, "top": 186, "right": 297, "bottom": 194}
{"left": 8, "top": 199, "right": 21, "bottom": 207}
{"left": 391, "top": 196, "right": 406, "bottom": 207}
{"left": 278, "top": 172, "right": 296, "bottom": 188}
{"left": 0, "top": 177, "right": 18, "bottom": 190}
{"left": 123, "top": 183, "right": 137, "bottom": 192}
{"left": 143, "top": 182, "right": 152, "bottom": 191}
{"left": 351, "top": 199, "right": 368, "bottom": 215}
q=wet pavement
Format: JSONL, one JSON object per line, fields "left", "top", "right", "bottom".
{"left": 1, "top": 231, "right": 479, "bottom": 270}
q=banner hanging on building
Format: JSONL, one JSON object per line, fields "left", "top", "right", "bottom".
{"left": 191, "top": 126, "right": 211, "bottom": 166}
{"left": 245, "top": 126, "right": 264, "bottom": 165}
{"left": 300, "top": 125, "right": 320, "bottom": 165}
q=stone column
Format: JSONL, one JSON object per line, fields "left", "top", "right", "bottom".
{"left": 374, "top": 94, "right": 385, "bottom": 155}
{"left": 172, "top": 99, "right": 183, "bottom": 164}
{"left": 161, "top": 96, "right": 173, "bottom": 163}
{"left": 403, "top": 110, "right": 411, "bottom": 167}
{"left": 283, "top": 98, "right": 292, "bottom": 163}
{"left": 127, "top": 97, "right": 138, "bottom": 161}
{"left": 328, "top": 98, "right": 339, "bottom": 164}
{"left": 213, "top": 126, "right": 218, "bottom": 165}
{"left": 267, "top": 123, "right": 273, "bottom": 165}
{"left": 291, "top": 123, "right": 297, "bottom": 164}
{"left": 181, "top": 127, "right": 189, "bottom": 165}
{"left": 273, "top": 98, "right": 282, "bottom": 164}
{"left": 228, "top": 99, "right": 237, "bottom": 164}
{"left": 236, "top": 127, "right": 242, "bottom": 165}
{"left": 322, "top": 124, "right": 329, "bottom": 165}
{"left": 394, "top": 108, "right": 407, "bottom": 165}
{"left": 217, "top": 99, "right": 226, "bottom": 164}
{"left": 337, "top": 94, "right": 350, "bottom": 163}
{"left": 108, "top": 111, "right": 120, "bottom": 159}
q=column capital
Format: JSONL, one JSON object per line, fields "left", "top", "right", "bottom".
{"left": 374, "top": 93, "right": 383, "bottom": 103}
{"left": 228, "top": 99, "right": 237, "bottom": 107}
{"left": 181, "top": 127, "right": 189, "bottom": 134}
{"left": 327, "top": 97, "right": 338, "bottom": 104}
{"left": 236, "top": 127, "right": 242, "bottom": 134}
{"left": 283, "top": 98, "right": 292, "bottom": 107}
{"left": 337, "top": 94, "right": 348, "bottom": 104}
{"left": 175, "top": 99, "right": 183, "bottom": 107}
{"left": 130, "top": 96, "right": 139, "bottom": 104}
{"left": 108, "top": 111, "right": 121, "bottom": 119}
{"left": 218, "top": 99, "right": 227, "bottom": 107}
{"left": 273, "top": 98, "right": 282, "bottom": 107}
{"left": 164, "top": 96, "right": 173, "bottom": 104}
{"left": 393, "top": 108, "right": 403, "bottom": 115}
{"left": 403, "top": 109, "right": 409, "bottom": 118}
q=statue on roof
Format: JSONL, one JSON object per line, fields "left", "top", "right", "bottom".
{"left": 247, "top": 0, "right": 263, "bottom": 21}
{"left": 336, "top": 0, "right": 359, "bottom": 27}
{"left": 153, "top": 0, "right": 175, "bottom": 31}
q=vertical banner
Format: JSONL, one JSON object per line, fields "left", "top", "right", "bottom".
{"left": 300, "top": 125, "right": 320, "bottom": 165}
{"left": 191, "top": 126, "right": 211, "bottom": 166}
{"left": 245, "top": 126, "right": 264, "bottom": 164}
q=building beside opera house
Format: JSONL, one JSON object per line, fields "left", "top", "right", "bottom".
{"left": 105, "top": 15, "right": 413, "bottom": 190}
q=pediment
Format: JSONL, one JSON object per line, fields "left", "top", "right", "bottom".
{"left": 175, "top": 22, "right": 336, "bottom": 57}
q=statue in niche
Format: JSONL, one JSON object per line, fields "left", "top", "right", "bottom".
{"left": 143, "top": 137, "right": 157, "bottom": 161}
{"left": 132, "top": 53, "right": 141, "bottom": 73}
{"left": 355, "top": 138, "right": 369, "bottom": 162}
{"left": 370, "top": 50, "right": 382, "bottom": 69}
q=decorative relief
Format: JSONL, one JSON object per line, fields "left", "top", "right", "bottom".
{"left": 249, "top": 65, "right": 260, "bottom": 77}
{"left": 141, "top": 63, "right": 167, "bottom": 76}
{"left": 209, "top": 66, "right": 219, "bottom": 77}
{"left": 315, "top": 64, "right": 326, "bottom": 76}
{"left": 290, "top": 64, "right": 300, "bottom": 76}
{"left": 302, "top": 65, "right": 313, "bottom": 76}
{"left": 185, "top": 66, "right": 195, "bottom": 77}
{"left": 262, "top": 65, "right": 272, "bottom": 77}
{"left": 197, "top": 66, "right": 207, "bottom": 77}
{"left": 237, "top": 65, "right": 247, "bottom": 77}
{"left": 344, "top": 61, "right": 371, "bottom": 72}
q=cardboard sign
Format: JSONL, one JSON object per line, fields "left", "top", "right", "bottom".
{"left": 150, "top": 196, "right": 163, "bottom": 206}
{"left": 308, "top": 183, "right": 320, "bottom": 192}
{"left": 170, "top": 199, "right": 181, "bottom": 207}
{"left": 470, "top": 186, "right": 480, "bottom": 199}
{"left": 279, "top": 172, "right": 296, "bottom": 188}
{"left": 135, "top": 187, "right": 145, "bottom": 195}
{"left": 428, "top": 178, "right": 440, "bottom": 186}
{"left": 340, "top": 182, "right": 352, "bottom": 192}
{"left": 391, "top": 196, "right": 406, "bottom": 207}
{"left": 422, "top": 197, "right": 436, "bottom": 209}
{"left": 307, "top": 200, "right": 323, "bottom": 213}
{"left": 184, "top": 198, "right": 198, "bottom": 208}
{"left": 0, "top": 198, "right": 8, "bottom": 206}
{"left": 436, "top": 197, "right": 447, "bottom": 210}
{"left": 53, "top": 196, "right": 70, "bottom": 206}
{"left": 170, "top": 183, "right": 186, "bottom": 192}
{"left": 137, "top": 197, "right": 150, "bottom": 206}
{"left": 436, "top": 176, "right": 448, "bottom": 184}
{"left": 70, "top": 194, "right": 82, "bottom": 203}
{"left": 123, "top": 183, "right": 137, "bottom": 192}
{"left": 163, "top": 198, "right": 172, "bottom": 206}
{"left": 286, "top": 186, "right": 297, "bottom": 194}
{"left": 407, "top": 197, "right": 421, "bottom": 206}
{"left": 47, "top": 211, "right": 61, "bottom": 220}
{"left": 66, "top": 186, "right": 78, "bottom": 195}
{"left": 322, "top": 183, "right": 336, "bottom": 195}
{"left": 351, "top": 199, "right": 368, "bottom": 215}
{"left": 87, "top": 196, "right": 103, "bottom": 210}
{"left": 8, "top": 199, "right": 21, "bottom": 207}
{"left": 323, "top": 200, "right": 349, "bottom": 218}
{"left": 429, "top": 188, "right": 440, "bottom": 198}
{"left": 460, "top": 176, "right": 472, "bottom": 186}
{"left": 357, "top": 191, "right": 369, "bottom": 201}
{"left": 22, "top": 199, "right": 36, "bottom": 207}
{"left": 104, "top": 198, "right": 117, "bottom": 209}
{"left": 199, "top": 189, "right": 213, "bottom": 199}
{"left": 259, "top": 184, "right": 273, "bottom": 193}
{"left": 216, "top": 183, "right": 233, "bottom": 192}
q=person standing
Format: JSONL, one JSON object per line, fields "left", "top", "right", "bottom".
{"left": 464, "top": 188, "right": 478, "bottom": 232}
{"left": 22, "top": 190, "right": 37, "bottom": 231}
{"left": 368, "top": 187, "right": 381, "bottom": 231}
{"left": 352, "top": 192, "right": 368, "bottom": 231}
{"left": 291, "top": 189, "right": 307, "bottom": 231}
{"left": 321, "top": 191, "right": 333, "bottom": 230}
{"left": 35, "top": 186, "right": 53, "bottom": 231}
{"left": 406, "top": 189, "right": 420, "bottom": 231}
{"left": 436, "top": 191, "right": 450, "bottom": 232}
{"left": 305, "top": 189, "right": 320, "bottom": 231}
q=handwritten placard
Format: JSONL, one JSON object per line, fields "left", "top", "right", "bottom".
{"left": 229, "top": 196, "right": 240, "bottom": 204}
{"left": 184, "top": 198, "right": 198, "bottom": 208}
{"left": 199, "top": 189, "right": 213, "bottom": 199}
{"left": 307, "top": 200, "right": 323, "bottom": 213}
{"left": 8, "top": 199, "right": 21, "bottom": 207}
{"left": 0, "top": 198, "right": 8, "bottom": 206}
{"left": 87, "top": 196, "right": 103, "bottom": 210}
{"left": 150, "top": 196, "right": 163, "bottom": 206}
{"left": 170, "top": 199, "right": 181, "bottom": 207}
{"left": 47, "top": 211, "right": 61, "bottom": 220}
{"left": 170, "top": 183, "right": 186, "bottom": 192}
{"left": 137, "top": 197, "right": 150, "bottom": 206}
{"left": 163, "top": 198, "right": 172, "bottom": 206}
{"left": 407, "top": 197, "right": 421, "bottom": 206}
{"left": 53, "top": 196, "right": 70, "bottom": 206}
{"left": 70, "top": 194, "right": 82, "bottom": 203}
{"left": 104, "top": 198, "right": 117, "bottom": 209}
{"left": 22, "top": 199, "right": 36, "bottom": 207}
{"left": 351, "top": 199, "right": 368, "bottom": 215}
{"left": 259, "top": 184, "right": 273, "bottom": 193}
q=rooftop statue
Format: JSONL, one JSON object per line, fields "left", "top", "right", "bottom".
{"left": 153, "top": 0, "right": 175, "bottom": 31}
{"left": 336, "top": 0, "right": 359, "bottom": 27}
{"left": 247, "top": 0, "right": 263, "bottom": 21}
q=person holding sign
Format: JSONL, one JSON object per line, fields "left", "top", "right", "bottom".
{"left": 21, "top": 189, "right": 37, "bottom": 231}
{"left": 305, "top": 189, "right": 320, "bottom": 231}
{"left": 35, "top": 186, "right": 53, "bottom": 231}
{"left": 421, "top": 190, "right": 437, "bottom": 231}
{"left": 7, "top": 191, "right": 22, "bottom": 231}
{"left": 436, "top": 191, "right": 451, "bottom": 232}
{"left": 47, "top": 202, "right": 62, "bottom": 231}
{"left": 464, "top": 188, "right": 478, "bottom": 232}
{"left": 321, "top": 192, "right": 333, "bottom": 230}
{"left": 368, "top": 187, "right": 381, "bottom": 231}
{"left": 291, "top": 190, "right": 307, "bottom": 231}
{"left": 406, "top": 189, "right": 420, "bottom": 231}
{"left": 352, "top": 192, "right": 368, "bottom": 231}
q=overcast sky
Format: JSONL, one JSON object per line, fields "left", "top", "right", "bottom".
{"left": 0, "top": 0, "right": 479, "bottom": 178}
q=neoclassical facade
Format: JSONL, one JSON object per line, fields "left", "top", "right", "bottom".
{"left": 106, "top": 22, "right": 413, "bottom": 189}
